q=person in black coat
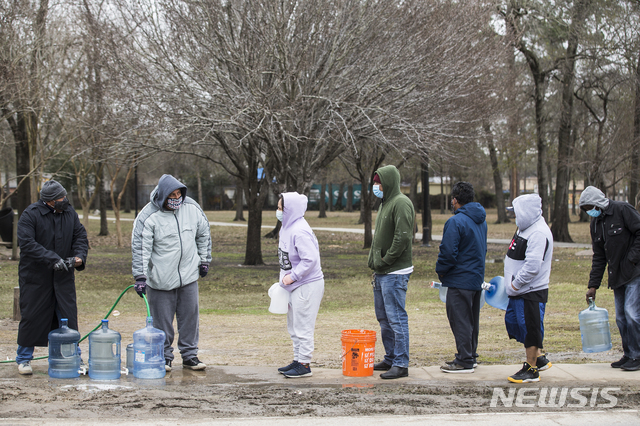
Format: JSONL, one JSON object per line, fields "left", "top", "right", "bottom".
{"left": 16, "top": 180, "right": 88, "bottom": 375}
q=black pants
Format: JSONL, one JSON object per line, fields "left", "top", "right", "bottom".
{"left": 445, "top": 288, "right": 482, "bottom": 368}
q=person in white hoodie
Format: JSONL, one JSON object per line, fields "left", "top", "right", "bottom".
{"left": 275, "top": 192, "right": 325, "bottom": 378}
{"left": 503, "top": 193, "right": 553, "bottom": 383}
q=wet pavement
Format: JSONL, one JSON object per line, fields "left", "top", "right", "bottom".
{"left": 3, "top": 360, "right": 640, "bottom": 387}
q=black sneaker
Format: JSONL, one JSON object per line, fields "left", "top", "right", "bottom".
{"left": 611, "top": 355, "right": 630, "bottom": 368}
{"left": 621, "top": 358, "right": 640, "bottom": 371}
{"left": 283, "top": 362, "right": 312, "bottom": 378}
{"left": 449, "top": 359, "right": 478, "bottom": 368}
{"left": 165, "top": 359, "right": 172, "bottom": 372}
{"left": 440, "top": 362, "right": 474, "bottom": 374}
{"left": 380, "top": 366, "right": 408, "bottom": 379}
{"left": 373, "top": 361, "right": 392, "bottom": 371}
{"left": 183, "top": 357, "right": 206, "bottom": 371}
{"left": 508, "top": 362, "right": 539, "bottom": 383}
{"left": 278, "top": 360, "right": 299, "bottom": 374}
{"left": 536, "top": 354, "right": 552, "bottom": 371}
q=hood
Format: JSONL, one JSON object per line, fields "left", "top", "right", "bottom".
{"left": 512, "top": 193, "right": 542, "bottom": 231}
{"left": 579, "top": 186, "right": 610, "bottom": 210}
{"left": 456, "top": 202, "right": 486, "bottom": 225}
{"left": 281, "top": 192, "right": 308, "bottom": 228}
{"left": 150, "top": 174, "right": 187, "bottom": 210}
{"left": 374, "top": 165, "right": 401, "bottom": 200}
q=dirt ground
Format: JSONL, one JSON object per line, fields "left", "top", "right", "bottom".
{"left": 2, "top": 315, "right": 640, "bottom": 420}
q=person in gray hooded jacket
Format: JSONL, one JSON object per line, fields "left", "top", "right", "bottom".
{"left": 132, "top": 174, "right": 212, "bottom": 372}
{"left": 503, "top": 193, "right": 553, "bottom": 383}
{"left": 579, "top": 185, "right": 640, "bottom": 371}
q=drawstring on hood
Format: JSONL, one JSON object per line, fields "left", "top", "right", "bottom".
{"left": 150, "top": 174, "right": 187, "bottom": 211}
{"left": 512, "top": 193, "right": 542, "bottom": 231}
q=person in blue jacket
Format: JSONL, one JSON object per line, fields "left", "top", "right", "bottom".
{"left": 435, "top": 182, "right": 487, "bottom": 373}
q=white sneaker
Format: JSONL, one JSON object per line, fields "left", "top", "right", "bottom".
{"left": 18, "top": 361, "right": 32, "bottom": 375}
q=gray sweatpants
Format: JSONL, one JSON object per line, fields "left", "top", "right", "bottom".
{"left": 147, "top": 281, "right": 200, "bottom": 362}
{"left": 287, "top": 279, "right": 325, "bottom": 364}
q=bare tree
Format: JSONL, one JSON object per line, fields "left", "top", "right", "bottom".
{"left": 551, "top": 0, "right": 591, "bottom": 243}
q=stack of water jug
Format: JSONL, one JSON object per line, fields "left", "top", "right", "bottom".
{"left": 47, "top": 316, "right": 166, "bottom": 380}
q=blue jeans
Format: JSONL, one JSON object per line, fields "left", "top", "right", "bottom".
{"left": 614, "top": 277, "right": 640, "bottom": 359}
{"left": 373, "top": 273, "right": 410, "bottom": 368}
{"left": 16, "top": 345, "right": 34, "bottom": 365}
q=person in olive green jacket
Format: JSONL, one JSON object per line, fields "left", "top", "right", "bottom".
{"left": 368, "top": 165, "right": 415, "bottom": 379}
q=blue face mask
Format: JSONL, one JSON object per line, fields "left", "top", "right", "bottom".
{"left": 586, "top": 208, "right": 601, "bottom": 218}
{"left": 276, "top": 210, "right": 283, "bottom": 222}
{"left": 166, "top": 196, "right": 183, "bottom": 210}
{"left": 373, "top": 184, "right": 383, "bottom": 199}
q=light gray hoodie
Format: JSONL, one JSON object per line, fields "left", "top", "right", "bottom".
{"left": 504, "top": 193, "right": 554, "bottom": 297}
{"left": 578, "top": 186, "right": 610, "bottom": 210}
{"left": 131, "top": 174, "right": 212, "bottom": 290}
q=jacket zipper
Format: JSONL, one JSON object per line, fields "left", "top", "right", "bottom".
{"left": 174, "top": 212, "right": 184, "bottom": 287}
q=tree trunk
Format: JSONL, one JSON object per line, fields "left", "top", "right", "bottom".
{"left": 346, "top": 183, "right": 354, "bottom": 213}
{"left": 243, "top": 173, "right": 267, "bottom": 265}
{"left": 505, "top": 5, "right": 519, "bottom": 205}
{"left": 484, "top": 121, "right": 508, "bottom": 224}
{"left": 552, "top": 0, "right": 589, "bottom": 242}
{"left": 410, "top": 171, "right": 418, "bottom": 212}
{"left": 361, "top": 182, "right": 373, "bottom": 249}
{"left": 245, "top": 203, "right": 264, "bottom": 265}
{"left": 421, "top": 159, "right": 432, "bottom": 244}
{"left": 328, "top": 181, "right": 333, "bottom": 212}
{"left": 12, "top": 111, "right": 32, "bottom": 215}
{"left": 318, "top": 175, "right": 327, "bottom": 218}
{"left": 631, "top": 47, "right": 640, "bottom": 208}
{"left": 506, "top": 4, "right": 551, "bottom": 220}
{"left": 234, "top": 177, "right": 245, "bottom": 221}
{"left": 197, "top": 168, "right": 203, "bottom": 208}
{"left": 336, "top": 182, "right": 344, "bottom": 211}
{"left": 98, "top": 163, "right": 109, "bottom": 236}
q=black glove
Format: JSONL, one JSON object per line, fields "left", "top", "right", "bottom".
{"left": 64, "top": 257, "right": 77, "bottom": 270}
{"left": 199, "top": 264, "right": 209, "bottom": 278}
{"left": 53, "top": 258, "right": 68, "bottom": 272}
{"left": 134, "top": 278, "right": 147, "bottom": 298}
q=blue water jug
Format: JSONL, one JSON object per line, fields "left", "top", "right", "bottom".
{"left": 88, "top": 319, "right": 121, "bottom": 380}
{"left": 579, "top": 298, "right": 612, "bottom": 353}
{"left": 431, "top": 281, "right": 486, "bottom": 308}
{"left": 126, "top": 343, "right": 134, "bottom": 372}
{"left": 48, "top": 318, "right": 81, "bottom": 379}
{"left": 132, "top": 316, "right": 166, "bottom": 379}
{"left": 482, "top": 276, "right": 509, "bottom": 310}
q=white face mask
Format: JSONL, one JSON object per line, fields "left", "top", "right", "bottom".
{"left": 276, "top": 210, "right": 283, "bottom": 222}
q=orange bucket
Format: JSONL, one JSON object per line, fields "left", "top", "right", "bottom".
{"left": 341, "top": 329, "right": 376, "bottom": 377}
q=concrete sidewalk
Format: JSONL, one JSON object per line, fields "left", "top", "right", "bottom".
{"left": 3, "top": 361, "right": 639, "bottom": 385}
{"left": 202, "top": 363, "right": 640, "bottom": 385}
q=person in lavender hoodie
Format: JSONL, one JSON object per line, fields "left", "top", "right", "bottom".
{"left": 275, "top": 192, "right": 325, "bottom": 378}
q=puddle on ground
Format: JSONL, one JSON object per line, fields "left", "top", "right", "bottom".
{"left": 60, "top": 383, "right": 133, "bottom": 392}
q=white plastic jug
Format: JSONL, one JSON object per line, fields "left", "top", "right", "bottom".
{"left": 268, "top": 282, "right": 290, "bottom": 314}
{"left": 430, "top": 281, "right": 486, "bottom": 308}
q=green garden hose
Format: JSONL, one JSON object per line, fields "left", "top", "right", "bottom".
{"left": 1, "top": 284, "right": 150, "bottom": 364}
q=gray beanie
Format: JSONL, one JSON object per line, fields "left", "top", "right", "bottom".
{"left": 40, "top": 180, "right": 67, "bottom": 202}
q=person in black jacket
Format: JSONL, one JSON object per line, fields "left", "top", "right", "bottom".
{"left": 436, "top": 182, "right": 487, "bottom": 374}
{"left": 16, "top": 180, "right": 88, "bottom": 375}
{"left": 579, "top": 185, "right": 640, "bottom": 371}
